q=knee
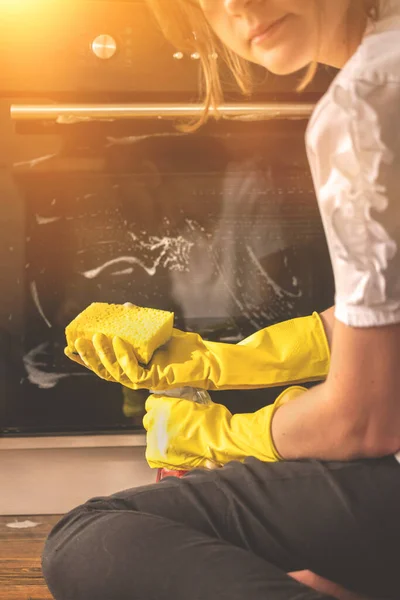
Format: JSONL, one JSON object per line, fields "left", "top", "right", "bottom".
{"left": 41, "top": 505, "right": 89, "bottom": 599}
{"left": 41, "top": 494, "right": 152, "bottom": 599}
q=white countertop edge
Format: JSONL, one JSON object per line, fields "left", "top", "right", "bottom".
{"left": 0, "top": 433, "right": 147, "bottom": 450}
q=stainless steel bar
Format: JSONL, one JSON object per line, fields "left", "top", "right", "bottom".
{"left": 11, "top": 103, "right": 315, "bottom": 122}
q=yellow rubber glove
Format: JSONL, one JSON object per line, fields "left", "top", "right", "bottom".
{"left": 65, "top": 312, "right": 330, "bottom": 392}
{"left": 143, "top": 386, "right": 306, "bottom": 469}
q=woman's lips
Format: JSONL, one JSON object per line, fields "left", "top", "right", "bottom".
{"left": 250, "top": 14, "right": 289, "bottom": 46}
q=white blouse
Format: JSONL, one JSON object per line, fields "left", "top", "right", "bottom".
{"left": 306, "top": 0, "right": 400, "bottom": 328}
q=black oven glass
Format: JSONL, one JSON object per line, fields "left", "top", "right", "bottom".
{"left": 0, "top": 119, "right": 334, "bottom": 436}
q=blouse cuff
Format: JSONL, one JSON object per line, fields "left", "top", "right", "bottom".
{"left": 335, "top": 302, "right": 400, "bottom": 328}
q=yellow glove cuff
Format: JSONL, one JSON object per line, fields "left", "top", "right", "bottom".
{"left": 266, "top": 386, "right": 308, "bottom": 461}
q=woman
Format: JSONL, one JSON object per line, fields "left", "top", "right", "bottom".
{"left": 42, "top": 1, "right": 400, "bottom": 598}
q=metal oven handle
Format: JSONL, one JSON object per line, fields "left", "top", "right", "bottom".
{"left": 10, "top": 103, "right": 315, "bottom": 123}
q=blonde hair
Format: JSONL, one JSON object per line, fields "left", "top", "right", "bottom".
{"left": 147, "top": 0, "right": 380, "bottom": 131}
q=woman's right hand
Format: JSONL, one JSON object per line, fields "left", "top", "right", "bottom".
{"left": 65, "top": 328, "right": 215, "bottom": 391}
{"left": 64, "top": 312, "right": 330, "bottom": 392}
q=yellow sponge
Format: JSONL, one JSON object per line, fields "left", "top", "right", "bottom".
{"left": 65, "top": 302, "right": 174, "bottom": 365}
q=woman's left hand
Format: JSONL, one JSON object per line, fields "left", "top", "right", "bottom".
{"left": 143, "top": 395, "right": 225, "bottom": 470}
{"left": 143, "top": 386, "right": 306, "bottom": 470}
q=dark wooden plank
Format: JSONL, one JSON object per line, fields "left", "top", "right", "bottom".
{"left": 0, "top": 516, "right": 60, "bottom": 560}
{"left": 0, "top": 585, "right": 53, "bottom": 600}
{"left": 0, "top": 515, "right": 61, "bottom": 600}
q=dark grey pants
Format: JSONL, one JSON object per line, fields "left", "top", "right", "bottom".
{"left": 42, "top": 456, "right": 400, "bottom": 600}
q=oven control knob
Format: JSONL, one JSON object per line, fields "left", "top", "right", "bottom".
{"left": 91, "top": 34, "right": 118, "bottom": 59}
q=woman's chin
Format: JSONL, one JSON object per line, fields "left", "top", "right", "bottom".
{"left": 255, "top": 49, "right": 313, "bottom": 76}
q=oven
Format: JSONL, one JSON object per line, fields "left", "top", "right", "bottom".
{"left": 0, "top": 0, "right": 335, "bottom": 513}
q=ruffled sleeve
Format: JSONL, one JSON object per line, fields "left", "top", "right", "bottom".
{"left": 306, "top": 74, "right": 400, "bottom": 327}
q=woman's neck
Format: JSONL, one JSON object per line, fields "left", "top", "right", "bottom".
{"left": 319, "top": 8, "right": 369, "bottom": 69}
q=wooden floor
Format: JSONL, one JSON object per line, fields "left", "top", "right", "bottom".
{"left": 0, "top": 515, "right": 60, "bottom": 600}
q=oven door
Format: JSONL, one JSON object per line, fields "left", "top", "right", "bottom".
{"left": 0, "top": 0, "right": 336, "bottom": 515}
{"left": 0, "top": 104, "right": 334, "bottom": 439}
